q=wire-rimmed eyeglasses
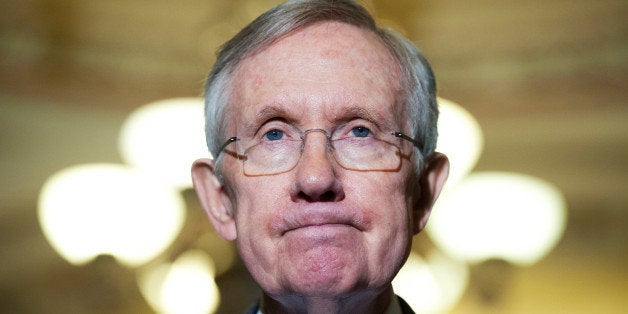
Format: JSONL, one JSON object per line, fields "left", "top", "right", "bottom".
{"left": 216, "top": 127, "right": 422, "bottom": 176}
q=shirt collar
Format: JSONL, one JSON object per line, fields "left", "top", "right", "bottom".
{"left": 256, "top": 291, "right": 402, "bottom": 314}
{"left": 385, "top": 290, "right": 403, "bottom": 314}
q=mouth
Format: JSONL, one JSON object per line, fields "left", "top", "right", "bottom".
{"left": 277, "top": 207, "right": 365, "bottom": 236}
{"left": 283, "top": 223, "right": 354, "bottom": 235}
{"left": 281, "top": 223, "right": 360, "bottom": 244}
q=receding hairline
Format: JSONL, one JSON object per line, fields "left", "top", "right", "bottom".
{"left": 223, "top": 20, "right": 407, "bottom": 124}
{"left": 233, "top": 21, "right": 402, "bottom": 81}
{"left": 240, "top": 20, "right": 388, "bottom": 63}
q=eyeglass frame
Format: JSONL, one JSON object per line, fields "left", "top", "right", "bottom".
{"left": 215, "top": 128, "right": 423, "bottom": 176}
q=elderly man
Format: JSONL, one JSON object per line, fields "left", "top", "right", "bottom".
{"left": 191, "top": 0, "right": 449, "bottom": 313}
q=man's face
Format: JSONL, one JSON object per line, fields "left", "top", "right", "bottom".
{"left": 215, "top": 22, "right": 422, "bottom": 297}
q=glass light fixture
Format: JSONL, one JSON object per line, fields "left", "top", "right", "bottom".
{"left": 436, "top": 98, "right": 484, "bottom": 187}
{"left": 393, "top": 251, "right": 469, "bottom": 313}
{"left": 138, "top": 250, "right": 220, "bottom": 314}
{"left": 38, "top": 164, "right": 186, "bottom": 267}
{"left": 427, "top": 172, "right": 567, "bottom": 265}
{"left": 119, "top": 98, "right": 208, "bottom": 190}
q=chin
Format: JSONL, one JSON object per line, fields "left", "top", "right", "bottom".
{"left": 282, "top": 264, "right": 380, "bottom": 299}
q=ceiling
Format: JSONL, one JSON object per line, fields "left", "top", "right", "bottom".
{"left": 1, "top": 0, "right": 626, "bottom": 313}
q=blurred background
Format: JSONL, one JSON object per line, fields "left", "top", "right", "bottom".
{"left": 1, "top": 0, "right": 626, "bottom": 313}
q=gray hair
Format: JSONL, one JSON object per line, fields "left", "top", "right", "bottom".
{"left": 204, "top": 0, "right": 437, "bottom": 172}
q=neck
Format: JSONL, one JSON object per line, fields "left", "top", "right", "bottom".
{"left": 261, "top": 284, "right": 394, "bottom": 314}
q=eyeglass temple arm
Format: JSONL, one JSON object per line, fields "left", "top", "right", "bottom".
{"left": 392, "top": 132, "right": 423, "bottom": 151}
{"left": 216, "top": 137, "right": 240, "bottom": 156}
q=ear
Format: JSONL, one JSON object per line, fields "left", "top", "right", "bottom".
{"left": 191, "top": 158, "right": 237, "bottom": 241}
{"left": 412, "top": 152, "right": 450, "bottom": 234}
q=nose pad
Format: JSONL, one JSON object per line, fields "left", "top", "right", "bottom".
{"left": 299, "top": 129, "right": 335, "bottom": 170}
{"left": 300, "top": 128, "right": 333, "bottom": 154}
{"left": 292, "top": 128, "right": 343, "bottom": 202}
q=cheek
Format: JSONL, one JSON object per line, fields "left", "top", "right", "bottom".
{"left": 230, "top": 178, "right": 284, "bottom": 267}
{"left": 348, "top": 174, "right": 414, "bottom": 283}
{"left": 230, "top": 174, "right": 293, "bottom": 247}
{"left": 359, "top": 174, "right": 413, "bottom": 242}
{"left": 350, "top": 174, "right": 410, "bottom": 226}
{"left": 233, "top": 180, "right": 276, "bottom": 228}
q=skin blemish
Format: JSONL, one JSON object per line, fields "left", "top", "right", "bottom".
{"left": 252, "top": 74, "right": 264, "bottom": 91}
{"left": 321, "top": 48, "right": 343, "bottom": 59}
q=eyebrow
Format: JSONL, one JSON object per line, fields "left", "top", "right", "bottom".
{"left": 255, "top": 105, "right": 293, "bottom": 123}
{"left": 239, "top": 105, "right": 296, "bottom": 135}
{"left": 240, "top": 103, "right": 390, "bottom": 134}
{"left": 333, "top": 106, "right": 380, "bottom": 124}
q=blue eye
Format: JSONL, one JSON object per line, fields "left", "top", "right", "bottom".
{"left": 264, "top": 129, "right": 284, "bottom": 141}
{"left": 351, "top": 126, "right": 371, "bottom": 138}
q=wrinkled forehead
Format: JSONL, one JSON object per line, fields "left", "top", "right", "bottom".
{"left": 225, "top": 22, "right": 406, "bottom": 132}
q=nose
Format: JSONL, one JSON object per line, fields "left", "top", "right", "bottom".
{"left": 291, "top": 129, "right": 344, "bottom": 202}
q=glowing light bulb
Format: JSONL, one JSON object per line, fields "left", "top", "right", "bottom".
{"left": 119, "top": 98, "right": 208, "bottom": 190}
{"left": 436, "top": 98, "right": 484, "bottom": 187}
{"left": 393, "top": 251, "right": 469, "bottom": 313}
{"left": 427, "top": 172, "right": 567, "bottom": 265}
{"left": 38, "top": 164, "right": 185, "bottom": 267}
{"left": 139, "top": 250, "right": 220, "bottom": 314}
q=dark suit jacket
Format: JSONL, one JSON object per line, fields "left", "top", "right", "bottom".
{"left": 245, "top": 295, "right": 415, "bottom": 314}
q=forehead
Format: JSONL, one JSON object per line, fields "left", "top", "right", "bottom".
{"left": 228, "top": 21, "right": 404, "bottom": 131}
